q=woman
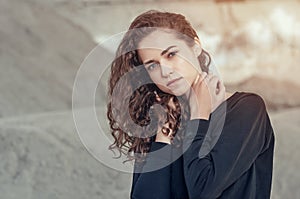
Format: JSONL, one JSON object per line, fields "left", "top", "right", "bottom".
{"left": 107, "top": 10, "right": 275, "bottom": 199}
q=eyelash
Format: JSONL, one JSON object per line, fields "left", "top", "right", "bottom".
{"left": 146, "top": 50, "right": 178, "bottom": 71}
{"left": 147, "top": 63, "right": 159, "bottom": 71}
{"left": 167, "top": 50, "right": 178, "bottom": 58}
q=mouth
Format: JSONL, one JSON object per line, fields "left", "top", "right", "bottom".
{"left": 167, "top": 77, "right": 183, "bottom": 87}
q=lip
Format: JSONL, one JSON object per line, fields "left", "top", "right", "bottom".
{"left": 167, "top": 77, "right": 183, "bottom": 87}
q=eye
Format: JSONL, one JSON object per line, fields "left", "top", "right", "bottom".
{"left": 146, "top": 62, "right": 159, "bottom": 71}
{"left": 167, "top": 51, "right": 178, "bottom": 58}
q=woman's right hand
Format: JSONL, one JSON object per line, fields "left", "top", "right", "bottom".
{"left": 188, "top": 72, "right": 226, "bottom": 120}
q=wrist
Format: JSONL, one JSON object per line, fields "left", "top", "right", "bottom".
{"left": 155, "top": 134, "right": 171, "bottom": 144}
{"left": 190, "top": 109, "right": 210, "bottom": 120}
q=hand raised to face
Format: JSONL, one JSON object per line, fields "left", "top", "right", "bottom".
{"left": 188, "top": 71, "right": 226, "bottom": 120}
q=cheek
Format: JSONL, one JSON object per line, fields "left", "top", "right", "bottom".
{"left": 188, "top": 64, "right": 199, "bottom": 77}
{"left": 147, "top": 72, "right": 171, "bottom": 92}
{"left": 147, "top": 71, "right": 161, "bottom": 83}
{"left": 176, "top": 61, "right": 199, "bottom": 83}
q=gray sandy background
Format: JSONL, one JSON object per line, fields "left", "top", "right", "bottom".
{"left": 1, "top": 0, "right": 300, "bottom": 198}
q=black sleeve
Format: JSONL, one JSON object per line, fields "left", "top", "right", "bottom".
{"left": 130, "top": 142, "right": 172, "bottom": 199}
{"left": 183, "top": 94, "right": 274, "bottom": 198}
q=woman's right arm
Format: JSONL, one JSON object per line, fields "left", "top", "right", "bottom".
{"left": 183, "top": 94, "right": 274, "bottom": 198}
{"left": 130, "top": 142, "right": 172, "bottom": 199}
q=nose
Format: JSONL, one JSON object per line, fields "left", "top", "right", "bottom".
{"left": 160, "top": 60, "right": 174, "bottom": 77}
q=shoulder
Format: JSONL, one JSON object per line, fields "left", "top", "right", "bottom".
{"left": 244, "top": 92, "right": 265, "bottom": 108}
{"left": 230, "top": 92, "right": 267, "bottom": 118}
{"left": 234, "top": 92, "right": 266, "bottom": 109}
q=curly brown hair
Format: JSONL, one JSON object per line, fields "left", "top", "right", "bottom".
{"left": 107, "top": 10, "right": 211, "bottom": 162}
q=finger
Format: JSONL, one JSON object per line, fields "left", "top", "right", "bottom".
{"left": 218, "top": 81, "right": 226, "bottom": 95}
{"left": 201, "top": 71, "right": 208, "bottom": 79}
{"left": 204, "top": 72, "right": 214, "bottom": 83}
{"left": 207, "top": 75, "right": 219, "bottom": 89}
{"left": 216, "top": 81, "right": 226, "bottom": 99}
{"left": 198, "top": 72, "right": 208, "bottom": 84}
{"left": 216, "top": 80, "right": 221, "bottom": 94}
{"left": 192, "top": 72, "right": 207, "bottom": 87}
{"left": 198, "top": 72, "right": 210, "bottom": 85}
{"left": 191, "top": 74, "right": 200, "bottom": 87}
{"left": 216, "top": 79, "right": 224, "bottom": 93}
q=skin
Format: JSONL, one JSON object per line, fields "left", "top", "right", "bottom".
{"left": 137, "top": 30, "right": 232, "bottom": 144}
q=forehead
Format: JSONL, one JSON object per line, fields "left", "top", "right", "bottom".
{"left": 137, "top": 30, "right": 192, "bottom": 51}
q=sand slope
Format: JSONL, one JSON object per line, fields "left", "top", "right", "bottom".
{"left": 0, "top": 108, "right": 299, "bottom": 198}
{"left": 1, "top": 0, "right": 300, "bottom": 198}
{"left": 0, "top": 0, "right": 95, "bottom": 118}
{"left": 0, "top": 111, "right": 131, "bottom": 199}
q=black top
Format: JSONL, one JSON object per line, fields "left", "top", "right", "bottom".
{"left": 130, "top": 92, "right": 275, "bottom": 199}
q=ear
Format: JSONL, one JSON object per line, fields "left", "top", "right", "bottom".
{"left": 193, "top": 37, "right": 202, "bottom": 57}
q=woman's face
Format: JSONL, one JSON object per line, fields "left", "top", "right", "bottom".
{"left": 137, "top": 30, "right": 202, "bottom": 96}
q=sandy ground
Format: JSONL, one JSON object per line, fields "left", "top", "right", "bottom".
{"left": 0, "top": 110, "right": 132, "bottom": 199}
{"left": 1, "top": 0, "right": 300, "bottom": 198}
{"left": 270, "top": 108, "right": 300, "bottom": 199}
{"left": 0, "top": 107, "right": 299, "bottom": 199}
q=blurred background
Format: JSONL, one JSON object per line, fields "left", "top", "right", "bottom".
{"left": 1, "top": 0, "right": 299, "bottom": 198}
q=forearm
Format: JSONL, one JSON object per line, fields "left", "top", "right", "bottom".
{"left": 183, "top": 95, "right": 274, "bottom": 198}
{"left": 131, "top": 142, "right": 172, "bottom": 199}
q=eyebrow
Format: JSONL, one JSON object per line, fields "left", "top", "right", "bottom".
{"left": 143, "top": 45, "right": 177, "bottom": 65}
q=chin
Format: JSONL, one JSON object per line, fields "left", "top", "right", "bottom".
{"left": 167, "top": 87, "right": 189, "bottom": 97}
{"left": 157, "top": 83, "right": 190, "bottom": 96}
